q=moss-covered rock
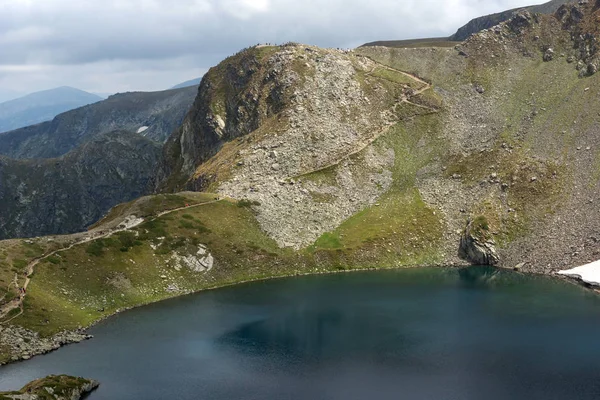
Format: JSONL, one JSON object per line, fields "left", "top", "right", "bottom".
{"left": 0, "top": 375, "right": 98, "bottom": 400}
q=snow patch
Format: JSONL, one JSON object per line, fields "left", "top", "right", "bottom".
{"left": 137, "top": 126, "right": 149, "bottom": 134}
{"left": 558, "top": 260, "right": 600, "bottom": 286}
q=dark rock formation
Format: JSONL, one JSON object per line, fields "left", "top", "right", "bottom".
{"left": 157, "top": 46, "right": 292, "bottom": 191}
{"left": 458, "top": 217, "right": 500, "bottom": 266}
{"left": 0, "top": 131, "right": 161, "bottom": 239}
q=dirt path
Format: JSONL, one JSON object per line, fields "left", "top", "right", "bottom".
{"left": 293, "top": 60, "right": 436, "bottom": 180}
{"left": 0, "top": 198, "right": 223, "bottom": 323}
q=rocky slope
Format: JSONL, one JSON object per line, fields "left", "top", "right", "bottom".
{"left": 0, "top": 131, "right": 161, "bottom": 239}
{"left": 360, "top": 0, "right": 570, "bottom": 48}
{"left": 0, "top": 86, "right": 196, "bottom": 159}
{"left": 158, "top": 44, "right": 441, "bottom": 248}
{"left": 0, "top": 87, "right": 102, "bottom": 134}
{"left": 449, "top": 0, "right": 570, "bottom": 41}
{"left": 0, "top": 375, "right": 98, "bottom": 400}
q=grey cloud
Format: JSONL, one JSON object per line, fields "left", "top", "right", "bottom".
{"left": 0, "top": 0, "right": 535, "bottom": 95}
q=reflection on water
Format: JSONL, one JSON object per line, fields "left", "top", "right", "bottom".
{"left": 0, "top": 268, "right": 600, "bottom": 400}
{"left": 458, "top": 265, "right": 500, "bottom": 287}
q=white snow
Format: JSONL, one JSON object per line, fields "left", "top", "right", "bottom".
{"left": 137, "top": 126, "right": 149, "bottom": 134}
{"left": 558, "top": 260, "right": 600, "bottom": 286}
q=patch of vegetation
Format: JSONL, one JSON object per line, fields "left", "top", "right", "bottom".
{"left": 46, "top": 255, "right": 61, "bottom": 265}
{"left": 0, "top": 375, "right": 96, "bottom": 400}
{"left": 236, "top": 199, "right": 261, "bottom": 208}
{"left": 470, "top": 216, "right": 490, "bottom": 240}
{"left": 371, "top": 67, "right": 418, "bottom": 86}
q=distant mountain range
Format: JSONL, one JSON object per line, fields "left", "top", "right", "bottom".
{"left": 0, "top": 86, "right": 197, "bottom": 159}
{"left": 170, "top": 78, "right": 201, "bottom": 89}
{"left": 0, "top": 85, "right": 197, "bottom": 239}
{"left": 0, "top": 86, "right": 102, "bottom": 133}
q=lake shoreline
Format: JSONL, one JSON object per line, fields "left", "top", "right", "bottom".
{"left": 0, "top": 261, "right": 596, "bottom": 367}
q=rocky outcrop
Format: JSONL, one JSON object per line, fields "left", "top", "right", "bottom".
{"left": 0, "top": 375, "right": 99, "bottom": 400}
{"left": 0, "top": 131, "right": 161, "bottom": 239}
{"left": 156, "top": 45, "right": 296, "bottom": 192}
{"left": 0, "top": 324, "right": 91, "bottom": 364}
{"left": 458, "top": 218, "right": 500, "bottom": 266}
{"left": 555, "top": 1, "right": 600, "bottom": 76}
{"left": 0, "top": 86, "right": 196, "bottom": 159}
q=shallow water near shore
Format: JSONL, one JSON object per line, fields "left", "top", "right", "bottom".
{"left": 1, "top": 267, "right": 600, "bottom": 399}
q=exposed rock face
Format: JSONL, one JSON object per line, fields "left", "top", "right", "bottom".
{"left": 0, "top": 86, "right": 196, "bottom": 159}
{"left": 555, "top": 1, "right": 600, "bottom": 76}
{"left": 0, "top": 131, "right": 161, "bottom": 239}
{"left": 157, "top": 46, "right": 297, "bottom": 191}
{"left": 0, "top": 375, "right": 99, "bottom": 400}
{"left": 458, "top": 218, "right": 500, "bottom": 266}
{"left": 0, "top": 324, "right": 91, "bottom": 364}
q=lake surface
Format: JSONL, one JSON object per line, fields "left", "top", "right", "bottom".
{"left": 1, "top": 267, "right": 600, "bottom": 399}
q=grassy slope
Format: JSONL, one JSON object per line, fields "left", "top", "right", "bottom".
{"left": 356, "top": 14, "right": 597, "bottom": 244}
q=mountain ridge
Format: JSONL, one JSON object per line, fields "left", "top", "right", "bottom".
{"left": 0, "top": 86, "right": 197, "bottom": 159}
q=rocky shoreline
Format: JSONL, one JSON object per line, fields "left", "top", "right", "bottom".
{"left": 0, "top": 324, "right": 91, "bottom": 365}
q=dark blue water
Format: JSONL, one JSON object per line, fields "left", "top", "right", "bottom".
{"left": 1, "top": 267, "right": 600, "bottom": 399}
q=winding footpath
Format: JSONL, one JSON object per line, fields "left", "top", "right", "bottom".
{"left": 0, "top": 198, "right": 223, "bottom": 323}
{"left": 293, "top": 60, "right": 437, "bottom": 180}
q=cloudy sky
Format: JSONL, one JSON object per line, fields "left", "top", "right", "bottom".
{"left": 0, "top": 0, "right": 542, "bottom": 100}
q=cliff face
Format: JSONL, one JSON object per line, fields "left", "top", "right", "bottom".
{"left": 0, "top": 86, "right": 196, "bottom": 159}
{"left": 157, "top": 46, "right": 296, "bottom": 191}
{"left": 0, "top": 131, "right": 160, "bottom": 239}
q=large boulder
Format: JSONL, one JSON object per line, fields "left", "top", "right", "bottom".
{"left": 458, "top": 217, "right": 500, "bottom": 266}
